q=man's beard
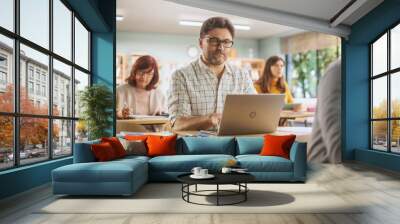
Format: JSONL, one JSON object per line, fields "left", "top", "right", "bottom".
{"left": 206, "top": 50, "right": 226, "bottom": 66}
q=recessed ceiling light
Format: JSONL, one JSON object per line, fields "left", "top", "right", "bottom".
{"left": 116, "top": 15, "right": 124, "bottom": 21}
{"left": 234, "top": 24, "right": 251, "bottom": 31}
{"left": 179, "top": 20, "right": 250, "bottom": 31}
{"left": 179, "top": 21, "right": 202, "bottom": 27}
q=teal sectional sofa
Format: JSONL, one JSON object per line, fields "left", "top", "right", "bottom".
{"left": 52, "top": 136, "right": 307, "bottom": 196}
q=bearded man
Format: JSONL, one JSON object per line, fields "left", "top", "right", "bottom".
{"left": 168, "top": 17, "right": 256, "bottom": 131}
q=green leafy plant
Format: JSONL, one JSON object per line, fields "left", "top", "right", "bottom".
{"left": 292, "top": 50, "right": 316, "bottom": 98}
{"left": 291, "top": 46, "right": 340, "bottom": 98}
{"left": 79, "top": 84, "right": 113, "bottom": 140}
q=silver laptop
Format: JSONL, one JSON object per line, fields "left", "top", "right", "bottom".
{"left": 211, "top": 94, "right": 285, "bottom": 136}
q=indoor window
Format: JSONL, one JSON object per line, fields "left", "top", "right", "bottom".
{"left": 0, "top": 0, "right": 91, "bottom": 170}
{"left": 370, "top": 23, "right": 400, "bottom": 153}
{"left": 28, "top": 81, "right": 34, "bottom": 94}
{"left": 0, "top": 71, "right": 7, "bottom": 85}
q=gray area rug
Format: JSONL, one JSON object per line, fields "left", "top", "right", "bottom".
{"left": 38, "top": 183, "right": 361, "bottom": 214}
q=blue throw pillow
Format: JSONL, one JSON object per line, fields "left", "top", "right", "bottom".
{"left": 236, "top": 137, "right": 264, "bottom": 155}
{"left": 178, "top": 137, "right": 235, "bottom": 155}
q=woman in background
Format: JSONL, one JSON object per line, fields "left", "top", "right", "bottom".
{"left": 254, "top": 56, "right": 294, "bottom": 104}
{"left": 117, "top": 55, "right": 167, "bottom": 119}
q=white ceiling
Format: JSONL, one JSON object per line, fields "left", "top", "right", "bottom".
{"left": 226, "top": 0, "right": 352, "bottom": 24}
{"left": 166, "top": 0, "right": 384, "bottom": 37}
{"left": 116, "top": 0, "right": 303, "bottom": 39}
{"left": 117, "top": 0, "right": 384, "bottom": 38}
{"left": 224, "top": 0, "right": 382, "bottom": 25}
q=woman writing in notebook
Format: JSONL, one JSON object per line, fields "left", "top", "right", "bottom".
{"left": 116, "top": 55, "right": 167, "bottom": 119}
{"left": 254, "top": 56, "right": 294, "bottom": 104}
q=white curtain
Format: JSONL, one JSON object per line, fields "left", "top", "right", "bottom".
{"left": 307, "top": 59, "right": 342, "bottom": 163}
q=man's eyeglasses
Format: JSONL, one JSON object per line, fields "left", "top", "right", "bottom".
{"left": 204, "top": 36, "right": 234, "bottom": 48}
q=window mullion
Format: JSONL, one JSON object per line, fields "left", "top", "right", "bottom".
{"left": 13, "top": 0, "right": 20, "bottom": 167}
{"left": 71, "top": 10, "right": 76, "bottom": 152}
{"left": 370, "top": 45, "right": 373, "bottom": 149}
{"left": 48, "top": 0, "right": 54, "bottom": 160}
{"left": 388, "top": 30, "right": 391, "bottom": 152}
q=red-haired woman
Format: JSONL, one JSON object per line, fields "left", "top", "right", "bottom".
{"left": 117, "top": 55, "right": 166, "bottom": 119}
{"left": 254, "top": 56, "right": 294, "bottom": 104}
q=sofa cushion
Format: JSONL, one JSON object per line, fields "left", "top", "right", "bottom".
{"left": 91, "top": 142, "right": 118, "bottom": 161}
{"left": 147, "top": 135, "right": 177, "bottom": 157}
{"left": 235, "top": 137, "right": 263, "bottom": 155}
{"left": 177, "top": 137, "right": 235, "bottom": 155}
{"left": 260, "top": 134, "right": 296, "bottom": 159}
{"left": 236, "top": 155, "right": 293, "bottom": 172}
{"left": 125, "top": 135, "right": 148, "bottom": 141}
{"left": 101, "top": 137, "right": 127, "bottom": 158}
{"left": 148, "top": 154, "right": 235, "bottom": 172}
{"left": 52, "top": 159, "right": 147, "bottom": 183}
{"left": 120, "top": 139, "right": 147, "bottom": 156}
{"left": 115, "top": 155, "right": 150, "bottom": 163}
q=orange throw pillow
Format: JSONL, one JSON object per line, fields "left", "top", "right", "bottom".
{"left": 91, "top": 142, "right": 117, "bottom": 161}
{"left": 146, "top": 135, "right": 177, "bottom": 157}
{"left": 101, "top": 137, "right": 126, "bottom": 158}
{"left": 260, "top": 134, "right": 296, "bottom": 159}
{"left": 125, "top": 135, "right": 148, "bottom": 141}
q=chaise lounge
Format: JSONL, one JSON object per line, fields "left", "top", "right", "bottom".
{"left": 52, "top": 136, "right": 307, "bottom": 196}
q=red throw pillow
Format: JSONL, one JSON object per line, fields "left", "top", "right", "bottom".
{"left": 146, "top": 135, "right": 177, "bottom": 157}
{"left": 125, "top": 135, "right": 148, "bottom": 141}
{"left": 101, "top": 137, "right": 126, "bottom": 158}
{"left": 91, "top": 142, "right": 117, "bottom": 161}
{"left": 260, "top": 134, "right": 296, "bottom": 159}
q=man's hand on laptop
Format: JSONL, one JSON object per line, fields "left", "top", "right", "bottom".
{"left": 208, "top": 113, "right": 222, "bottom": 128}
{"left": 172, "top": 113, "right": 221, "bottom": 131}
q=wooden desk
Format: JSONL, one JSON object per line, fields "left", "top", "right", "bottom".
{"left": 117, "top": 117, "right": 169, "bottom": 125}
{"left": 280, "top": 110, "right": 315, "bottom": 119}
{"left": 116, "top": 117, "right": 170, "bottom": 133}
{"left": 279, "top": 110, "right": 315, "bottom": 126}
{"left": 174, "top": 127, "right": 311, "bottom": 143}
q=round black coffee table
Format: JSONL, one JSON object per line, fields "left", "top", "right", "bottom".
{"left": 177, "top": 173, "right": 255, "bottom": 206}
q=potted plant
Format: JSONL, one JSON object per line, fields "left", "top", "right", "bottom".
{"left": 79, "top": 84, "right": 113, "bottom": 140}
{"left": 75, "top": 120, "right": 88, "bottom": 142}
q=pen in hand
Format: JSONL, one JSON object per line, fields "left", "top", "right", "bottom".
{"left": 122, "top": 103, "right": 130, "bottom": 119}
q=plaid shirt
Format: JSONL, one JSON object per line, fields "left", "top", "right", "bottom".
{"left": 168, "top": 58, "right": 256, "bottom": 123}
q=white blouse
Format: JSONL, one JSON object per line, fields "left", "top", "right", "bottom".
{"left": 116, "top": 84, "right": 167, "bottom": 116}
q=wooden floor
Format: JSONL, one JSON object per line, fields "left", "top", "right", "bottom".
{"left": 1, "top": 162, "right": 400, "bottom": 224}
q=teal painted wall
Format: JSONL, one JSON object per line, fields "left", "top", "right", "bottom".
{"left": 92, "top": 0, "right": 116, "bottom": 135}
{"left": 92, "top": 33, "right": 115, "bottom": 86}
{"left": 342, "top": 43, "right": 370, "bottom": 160}
{"left": 355, "top": 149, "right": 400, "bottom": 172}
{"left": 0, "top": 158, "right": 72, "bottom": 199}
{"left": 343, "top": 0, "right": 400, "bottom": 171}
{"left": 66, "top": 0, "right": 110, "bottom": 32}
{"left": 92, "top": 32, "right": 115, "bottom": 136}
{"left": 0, "top": 0, "right": 116, "bottom": 200}
{"left": 258, "top": 37, "right": 282, "bottom": 59}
